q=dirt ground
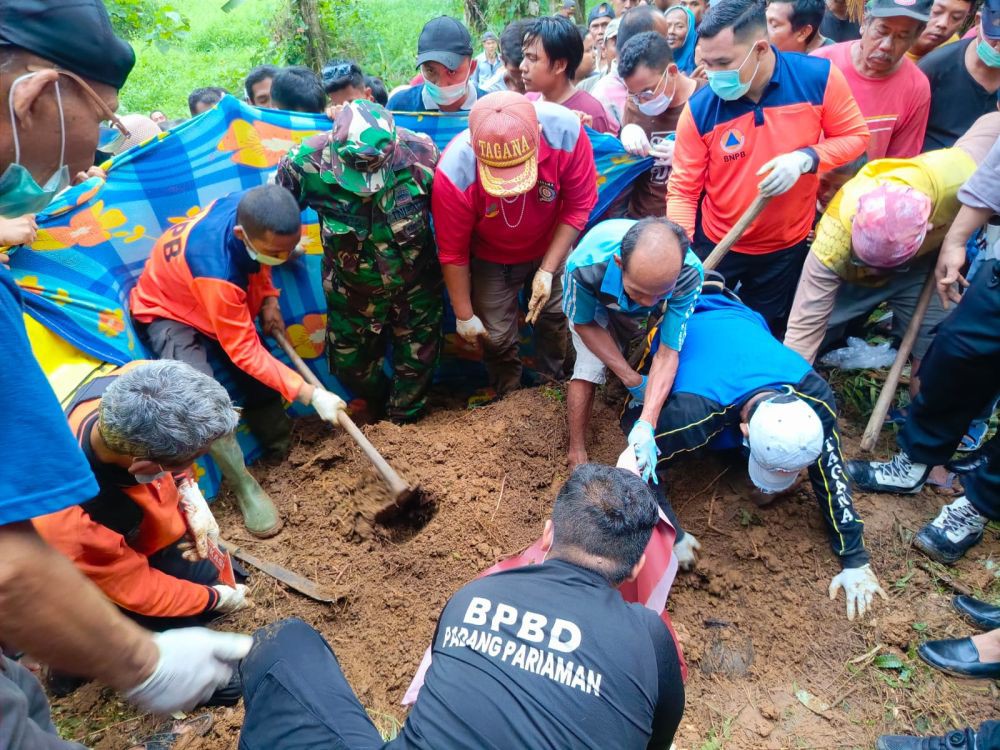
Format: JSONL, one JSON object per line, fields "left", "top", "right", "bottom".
{"left": 56, "top": 386, "right": 999, "bottom": 750}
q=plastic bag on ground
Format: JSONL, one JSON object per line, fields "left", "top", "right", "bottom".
{"left": 820, "top": 337, "right": 897, "bottom": 369}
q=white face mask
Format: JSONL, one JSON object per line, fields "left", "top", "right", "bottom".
{"left": 424, "top": 70, "right": 471, "bottom": 105}
{"left": 636, "top": 71, "right": 677, "bottom": 116}
{"left": 239, "top": 225, "right": 290, "bottom": 266}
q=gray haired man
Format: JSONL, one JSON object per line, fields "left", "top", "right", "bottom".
{"left": 33, "top": 360, "right": 252, "bottom": 633}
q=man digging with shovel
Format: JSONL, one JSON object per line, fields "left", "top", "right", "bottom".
{"left": 130, "top": 185, "right": 347, "bottom": 537}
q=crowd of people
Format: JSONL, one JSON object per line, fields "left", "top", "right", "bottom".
{"left": 1, "top": 0, "right": 999, "bottom": 747}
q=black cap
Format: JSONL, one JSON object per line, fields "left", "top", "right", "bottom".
{"left": 588, "top": 2, "right": 615, "bottom": 23}
{"left": 416, "top": 16, "right": 474, "bottom": 71}
{"left": 867, "top": 0, "right": 932, "bottom": 23}
{"left": 983, "top": 0, "right": 1000, "bottom": 39}
{"left": 0, "top": 0, "right": 135, "bottom": 89}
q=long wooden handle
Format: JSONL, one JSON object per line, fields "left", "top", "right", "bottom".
{"left": 859, "top": 271, "right": 937, "bottom": 452}
{"left": 273, "top": 331, "right": 411, "bottom": 498}
{"left": 702, "top": 194, "right": 772, "bottom": 272}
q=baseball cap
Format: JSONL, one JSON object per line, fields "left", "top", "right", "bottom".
{"left": 588, "top": 2, "right": 616, "bottom": 23}
{"left": 328, "top": 100, "right": 398, "bottom": 196}
{"left": 605, "top": 17, "right": 622, "bottom": 40}
{"left": 867, "top": 0, "right": 933, "bottom": 23}
{"left": 416, "top": 16, "right": 474, "bottom": 71}
{"left": 481, "top": 31, "right": 499, "bottom": 42}
{"left": 982, "top": 0, "right": 1000, "bottom": 39}
{"left": 746, "top": 394, "right": 824, "bottom": 494}
{"left": 0, "top": 0, "right": 135, "bottom": 89}
{"left": 852, "top": 183, "right": 932, "bottom": 269}
{"left": 562, "top": 0, "right": 578, "bottom": 8}
{"left": 469, "top": 91, "right": 540, "bottom": 198}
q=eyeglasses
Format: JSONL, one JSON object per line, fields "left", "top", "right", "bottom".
{"left": 627, "top": 68, "right": 668, "bottom": 105}
{"left": 26, "top": 65, "right": 131, "bottom": 138}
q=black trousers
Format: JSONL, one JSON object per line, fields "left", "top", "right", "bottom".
{"left": 900, "top": 260, "right": 1000, "bottom": 520}
{"left": 693, "top": 224, "right": 809, "bottom": 338}
{"left": 123, "top": 541, "right": 223, "bottom": 632}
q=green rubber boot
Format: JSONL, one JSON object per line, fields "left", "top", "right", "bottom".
{"left": 209, "top": 433, "right": 283, "bottom": 538}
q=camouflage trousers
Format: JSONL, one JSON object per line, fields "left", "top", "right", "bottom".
{"left": 326, "top": 276, "right": 443, "bottom": 422}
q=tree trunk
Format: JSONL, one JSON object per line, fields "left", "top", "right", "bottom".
{"left": 294, "top": 0, "right": 330, "bottom": 71}
{"left": 465, "top": 0, "right": 488, "bottom": 34}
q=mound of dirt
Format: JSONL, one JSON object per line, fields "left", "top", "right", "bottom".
{"left": 70, "top": 388, "right": 999, "bottom": 750}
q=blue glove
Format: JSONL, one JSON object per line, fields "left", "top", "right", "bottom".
{"left": 628, "top": 419, "right": 660, "bottom": 483}
{"left": 626, "top": 375, "right": 647, "bottom": 404}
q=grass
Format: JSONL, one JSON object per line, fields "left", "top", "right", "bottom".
{"left": 119, "top": 0, "right": 462, "bottom": 118}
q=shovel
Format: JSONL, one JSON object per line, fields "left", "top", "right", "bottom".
{"left": 273, "top": 330, "right": 420, "bottom": 522}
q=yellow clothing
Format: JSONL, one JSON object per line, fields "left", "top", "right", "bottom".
{"left": 906, "top": 33, "right": 960, "bottom": 62}
{"left": 812, "top": 147, "right": 977, "bottom": 284}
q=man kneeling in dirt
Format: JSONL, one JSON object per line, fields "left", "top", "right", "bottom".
{"left": 235, "top": 464, "right": 685, "bottom": 749}
{"left": 622, "top": 291, "right": 888, "bottom": 620}
{"left": 33, "top": 361, "right": 252, "bottom": 633}
{"left": 564, "top": 217, "right": 703, "bottom": 470}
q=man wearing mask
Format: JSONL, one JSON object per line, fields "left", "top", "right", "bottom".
{"left": 433, "top": 92, "right": 597, "bottom": 396}
{"left": 918, "top": 0, "right": 1000, "bottom": 150}
{"left": 388, "top": 17, "right": 487, "bottom": 112}
{"left": 813, "top": 0, "right": 932, "bottom": 160}
{"left": 0, "top": 1, "right": 252, "bottom": 743}
{"left": 618, "top": 31, "right": 705, "bottom": 218}
{"left": 668, "top": 0, "right": 869, "bottom": 335}
{"left": 130, "top": 186, "right": 347, "bottom": 538}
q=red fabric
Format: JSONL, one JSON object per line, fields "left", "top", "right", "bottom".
{"left": 812, "top": 42, "right": 930, "bottom": 160}
{"left": 667, "top": 62, "right": 869, "bottom": 255}
{"left": 433, "top": 122, "right": 597, "bottom": 266}
{"left": 525, "top": 90, "right": 619, "bottom": 134}
{"left": 129, "top": 206, "right": 304, "bottom": 403}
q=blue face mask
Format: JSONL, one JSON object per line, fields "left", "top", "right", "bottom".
{"left": 977, "top": 38, "right": 1000, "bottom": 68}
{"left": 706, "top": 43, "right": 762, "bottom": 101}
{"left": 0, "top": 72, "right": 70, "bottom": 219}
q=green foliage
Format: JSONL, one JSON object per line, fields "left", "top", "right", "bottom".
{"left": 107, "top": 0, "right": 191, "bottom": 50}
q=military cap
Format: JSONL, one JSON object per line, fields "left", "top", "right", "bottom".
{"left": 328, "top": 100, "right": 398, "bottom": 196}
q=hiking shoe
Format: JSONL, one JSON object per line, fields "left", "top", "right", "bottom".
{"left": 877, "top": 728, "right": 976, "bottom": 750}
{"left": 848, "top": 451, "right": 929, "bottom": 494}
{"left": 913, "top": 496, "right": 987, "bottom": 565}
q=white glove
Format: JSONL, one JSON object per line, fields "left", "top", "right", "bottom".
{"left": 525, "top": 269, "right": 553, "bottom": 325}
{"left": 648, "top": 138, "right": 675, "bottom": 168}
{"left": 311, "top": 388, "right": 346, "bottom": 424}
{"left": 125, "top": 628, "right": 253, "bottom": 714}
{"left": 456, "top": 314, "right": 488, "bottom": 343}
{"left": 829, "top": 564, "right": 888, "bottom": 621}
{"left": 673, "top": 532, "right": 701, "bottom": 571}
{"left": 211, "top": 583, "right": 251, "bottom": 614}
{"left": 756, "top": 150, "right": 814, "bottom": 197}
{"left": 177, "top": 479, "right": 219, "bottom": 561}
{"left": 620, "top": 123, "right": 651, "bottom": 156}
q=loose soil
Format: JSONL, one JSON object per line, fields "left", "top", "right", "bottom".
{"left": 58, "top": 387, "right": 999, "bottom": 750}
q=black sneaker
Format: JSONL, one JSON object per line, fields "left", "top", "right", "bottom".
{"left": 847, "top": 451, "right": 929, "bottom": 494}
{"left": 913, "top": 497, "right": 987, "bottom": 565}
{"left": 877, "top": 728, "right": 975, "bottom": 749}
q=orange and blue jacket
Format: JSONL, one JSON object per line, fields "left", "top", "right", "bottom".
{"left": 129, "top": 193, "right": 304, "bottom": 403}
{"left": 667, "top": 48, "right": 870, "bottom": 255}
{"left": 32, "top": 363, "right": 219, "bottom": 618}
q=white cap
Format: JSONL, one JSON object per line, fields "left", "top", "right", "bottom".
{"left": 746, "top": 394, "right": 823, "bottom": 493}
{"left": 605, "top": 17, "right": 621, "bottom": 39}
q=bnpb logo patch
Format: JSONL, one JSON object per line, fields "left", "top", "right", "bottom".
{"left": 720, "top": 128, "right": 745, "bottom": 154}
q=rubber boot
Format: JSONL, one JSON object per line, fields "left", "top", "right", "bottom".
{"left": 241, "top": 400, "right": 292, "bottom": 463}
{"left": 209, "top": 433, "right": 283, "bottom": 538}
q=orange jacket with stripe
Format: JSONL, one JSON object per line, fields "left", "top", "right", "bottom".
{"left": 129, "top": 193, "right": 304, "bottom": 403}
{"left": 667, "top": 49, "right": 870, "bottom": 255}
{"left": 32, "top": 363, "right": 218, "bottom": 618}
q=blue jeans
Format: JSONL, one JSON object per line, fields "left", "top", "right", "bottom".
{"left": 239, "top": 619, "right": 387, "bottom": 750}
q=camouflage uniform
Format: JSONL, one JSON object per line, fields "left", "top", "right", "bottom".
{"left": 277, "top": 101, "right": 443, "bottom": 422}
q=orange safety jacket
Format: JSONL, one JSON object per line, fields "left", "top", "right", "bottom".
{"left": 32, "top": 363, "right": 218, "bottom": 618}
{"left": 129, "top": 192, "right": 304, "bottom": 403}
